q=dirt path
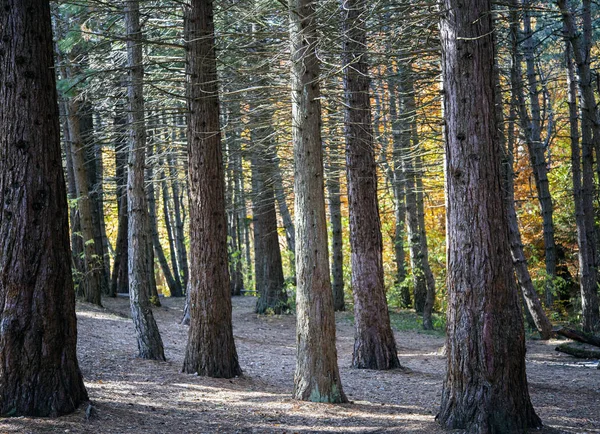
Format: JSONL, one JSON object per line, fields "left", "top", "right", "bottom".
{"left": 2, "top": 296, "right": 599, "bottom": 433}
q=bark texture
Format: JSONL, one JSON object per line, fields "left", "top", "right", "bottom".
{"left": 182, "top": 0, "right": 241, "bottom": 378}
{"left": 342, "top": 0, "right": 401, "bottom": 369}
{"left": 437, "top": 2, "right": 542, "bottom": 431}
{"left": 125, "top": 0, "right": 165, "bottom": 361}
{"left": 0, "top": 0, "right": 88, "bottom": 416}
{"left": 290, "top": 0, "right": 347, "bottom": 403}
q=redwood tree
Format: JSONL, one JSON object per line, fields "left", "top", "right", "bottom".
{"left": 290, "top": 0, "right": 347, "bottom": 402}
{"left": 341, "top": 0, "right": 401, "bottom": 369}
{"left": 182, "top": 0, "right": 242, "bottom": 378}
{"left": 0, "top": 0, "right": 88, "bottom": 416}
{"left": 437, "top": 1, "right": 541, "bottom": 431}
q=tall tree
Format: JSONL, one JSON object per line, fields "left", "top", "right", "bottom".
{"left": 289, "top": 0, "right": 347, "bottom": 402}
{"left": 341, "top": 0, "right": 401, "bottom": 369}
{"left": 558, "top": 0, "right": 600, "bottom": 333}
{"left": 511, "top": 0, "right": 557, "bottom": 308}
{"left": 437, "top": 1, "right": 541, "bottom": 431}
{"left": 125, "top": 0, "right": 165, "bottom": 360}
{"left": 0, "top": 0, "right": 88, "bottom": 415}
{"left": 182, "top": 0, "right": 241, "bottom": 378}
{"left": 505, "top": 5, "right": 553, "bottom": 340}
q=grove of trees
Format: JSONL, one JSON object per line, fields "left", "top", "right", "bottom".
{"left": 1, "top": 0, "right": 600, "bottom": 431}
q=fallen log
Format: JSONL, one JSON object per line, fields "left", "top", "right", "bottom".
{"left": 555, "top": 343, "right": 600, "bottom": 359}
{"left": 554, "top": 327, "right": 600, "bottom": 348}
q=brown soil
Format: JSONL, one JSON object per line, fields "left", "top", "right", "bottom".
{"left": 2, "top": 296, "right": 599, "bottom": 433}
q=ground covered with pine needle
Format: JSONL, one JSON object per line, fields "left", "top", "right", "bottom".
{"left": 2, "top": 296, "right": 599, "bottom": 433}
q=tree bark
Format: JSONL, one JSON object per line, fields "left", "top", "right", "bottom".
{"left": 60, "top": 100, "right": 85, "bottom": 294}
{"left": 182, "top": 0, "right": 241, "bottom": 378}
{"left": 125, "top": 0, "right": 165, "bottom": 361}
{"left": 437, "top": 2, "right": 541, "bottom": 431}
{"left": 0, "top": 0, "right": 88, "bottom": 415}
{"left": 289, "top": 0, "right": 347, "bottom": 402}
{"left": 66, "top": 97, "right": 104, "bottom": 306}
{"left": 342, "top": 0, "right": 401, "bottom": 369}
{"left": 325, "top": 120, "right": 345, "bottom": 312}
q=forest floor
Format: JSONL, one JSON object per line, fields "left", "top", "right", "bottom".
{"left": 2, "top": 296, "right": 599, "bottom": 434}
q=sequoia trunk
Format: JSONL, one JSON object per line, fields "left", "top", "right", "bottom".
{"left": 182, "top": 0, "right": 241, "bottom": 378}
{"left": 0, "top": 0, "right": 88, "bottom": 416}
{"left": 437, "top": 1, "right": 541, "bottom": 431}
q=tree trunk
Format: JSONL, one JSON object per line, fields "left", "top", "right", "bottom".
{"left": 182, "top": 0, "right": 241, "bottom": 378}
{"left": 110, "top": 110, "right": 129, "bottom": 295}
{"left": 387, "top": 75, "right": 409, "bottom": 307}
{"left": 167, "top": 146, "right": 189, "bottom": 290}
{"left": 250, "top": 145, "right": 288, "bottom": 314}
{"left": 81, "top": 104, "right": 110, "bottom": 296}
{"left": 437, "top": 1, "right": 542, "bottom": 431}
{"left": 558, "top": 0, "right": 600, "bottom": 333}
{"left": 521, "top": 0, "right": 557, "bottom": 307}
{"left": 400, "top": 66, "right": 436, "bottom": 328}
{"left": 60, "top": 100, "right": 85, "bottom": 294}
{"left": 325, "top": 121, "right": 345, "bottom": 312}
{"left": 342, "top": 0, "right": 401, "bottom": 369}
{"left": 289, "top": 0, "right": 347, "bottom": 402}
{"left": 159, "top": 144, "right": 183, "bottom": 296}
{"left": 147, "top": 139, "right": 182, "bottom": 298}
{"left": 503, "top": 23, "right": 553, "bottom": 339}
{"left": 0, "top": 0, "right": 88, "bottom": 415}
{"left": 66, "top": 97, "right": 104, "bottom": 306}
{"left": 125, "top": 0, "right": 165, "bottom": 361}
{"left": 223, "top": 105, "right": 244, "bottom": 296}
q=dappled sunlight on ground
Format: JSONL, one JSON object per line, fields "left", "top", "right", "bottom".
{"left": 1, "top": 296, "right": 598, "bottom": 433}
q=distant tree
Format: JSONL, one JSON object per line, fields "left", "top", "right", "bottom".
{"left": 182, "top": 0, "right": 242, "bottom": 378}
{"left": 0, "top": 0, "right": 88, "bottom": 415}
{"left": 437, "top": 0, "right": 542, "bottom": 431}
{"left": 289, "top": 0, "right": 347, "bottom": 402}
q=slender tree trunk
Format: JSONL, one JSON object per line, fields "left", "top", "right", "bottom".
{"left": 558, "top": 0, "right": 600, "bottom": 332}
{"left": 401, "top": 66, "right": 436, "bottom": 328}
{"left": 0, "top": 0, "right": 88, "bottom": 415}
{"left": 159, "top": 146, "right": 183, "bottom": 296}
{"left": 111, "top": 110, "right": 130, "bottom": 295}
{"left": 520, "top": 1, "right": 557, "bottom": 307}
{"left": 289, "top": 0, "right": 347, "bottom": 402}
{"left": 387, "top": 76, "right": 410, "bottom": 307}
{"left": 81, "top": 105, "right": 110, "bottom": 295}
{"left": 273, "top": 155, "right": 296, "bottom": 279}
{"left": 223, "top": 106, "right": 244, "bottom": 295}
{"left": 437, "top": 1, "right": 541, "bottom": 430}
{"left": 125, "top": 0, "right": 165, "bottom": 361}
{"left": 342, "top": 0, "right": 401, "bottom": 369}
{"left": 167, "top": 146, "right": 189, "bottom": 290}
{"left": 60, "top": 100, "right": 85, "bottom": 294}
{"left": 250, "top": 143, "right": 288, "bottom": 314}
{"left": 325, "top": 123, "right": 345, "bottom": 312}
{"left": 147, "top": 140, "right": 182, "bottom": 298}
{"left": 501, "top": 31, "right": 553, "bottom": 339}
{"left": 66, "top": 97, "right": 103, "bottom": 306}
{"left": 182, "top": 0, "right": 241, "bottom": 378}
